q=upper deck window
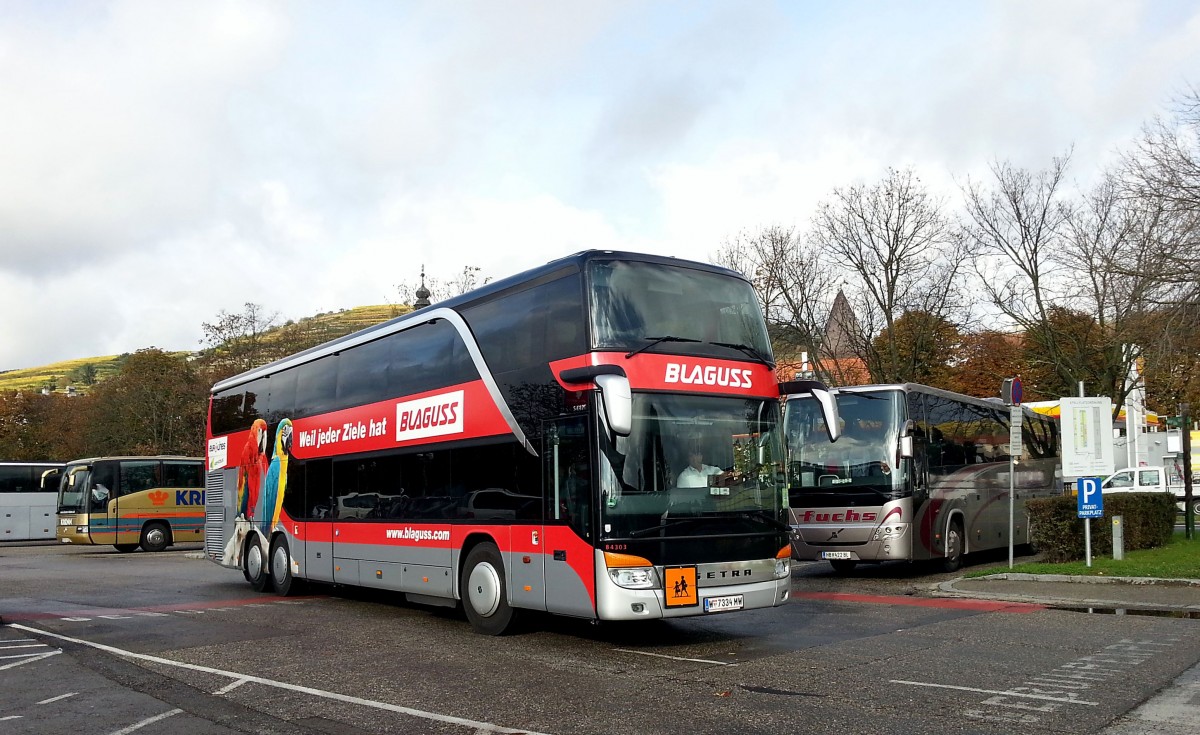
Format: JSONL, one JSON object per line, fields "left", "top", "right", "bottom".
{"left": 587, "top": 261, "right": 771, "bottom": 361}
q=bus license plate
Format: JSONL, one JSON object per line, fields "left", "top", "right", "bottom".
{"left": 822, "top": 551, "right": 852, "bottom": 560}
{"left": 703, "top": 595, "right": 743, "bottom": 613}
{"left": 59, "top": 518, "right": 73, "bottom": 525}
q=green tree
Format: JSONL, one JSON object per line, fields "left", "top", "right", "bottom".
{"left": 871, "top": 311, "right": 960, "bottom": 385}
{"left": 85, "top": 349, "right": 207, "bottom": 456}
{"left": 69, "top": 363, "right": 98, "bottom": 386}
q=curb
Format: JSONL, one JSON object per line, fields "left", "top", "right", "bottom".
{"left": 968, "top": 573, "right": 1200, "bottom": 587}
{"left": 936, "top": 575, "right": 1200, "bottom": 611}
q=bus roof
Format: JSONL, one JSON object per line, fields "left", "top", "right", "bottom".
{"left": 62, "top": 455, "right": 203, "bottom": 467}
{"left": 212, "top": 249, "right": 749, "bottom": 394}
{"left": 823, "top": 383, "right": 1056, "bottom": 418}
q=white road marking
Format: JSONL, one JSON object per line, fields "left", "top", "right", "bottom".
{"left": 213, "top": 678, "right": 250, "bottom": 695}
{"left": 0, "top": 715, "right": 23, "bottom": 721}
{"left": 613, "top": 648, "right": 734, "bottom": 666}
{"left": 0, "top": 651, "right": 54, "bottom": 660}
{"left": 0, "top": 644, "right": 46, "bottom": 650}
{"left": 105, "top": 708, "right": 183, "bottom": 735}
{"left": 12, "top": 624, "right": 550, "bottom": 735}
{"left": 0, "top": 650, "right": 60, "bottom": 671}
{"left": 37, "top": 692, "right": 78, "bottom": 705}
{"left": 891, "top": 680, "right": 1099, "bottom": 705}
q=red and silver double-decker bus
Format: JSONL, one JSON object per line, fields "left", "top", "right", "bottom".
{"left": 204, "top": 250, "right": 837, "bottom": 634}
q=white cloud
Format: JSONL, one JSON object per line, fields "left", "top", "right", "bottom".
{"left": 2, "top": 0, "right": 1199, "bottom": 370}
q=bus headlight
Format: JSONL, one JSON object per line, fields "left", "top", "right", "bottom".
{"left": 774, "top": 557, "right": 791, "bottom": 579}
{"left": 608, "top": 567, "right": 658, "bottom": 590}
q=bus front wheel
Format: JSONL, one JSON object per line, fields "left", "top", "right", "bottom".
{"left": 140, "top": 522, "right": 170, "bottom": 553}
{"left": 244, "top": 536, "right": 272, "bottom": 593}
{"left": 461, "top": 542, "right": 517, "bottom": 635}
{"left": 940, "top": 520, "right": 964, "bottom": 573}
{"left": 269, "top": 535, "right": 304, "bottom": 597}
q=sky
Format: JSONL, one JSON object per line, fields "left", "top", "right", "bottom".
{"left": 2, "top": 0, "right": 1200, "bottom": 371}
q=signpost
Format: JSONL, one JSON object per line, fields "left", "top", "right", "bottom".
{"left": 1061, "top": 396, "right": 1115, "bottom": 569}
{"left": 1007, "top": 404, "right": 1022, "bottom": 569}
{"left": 1076, "top": 477, "right": 1103, "bottom": 566}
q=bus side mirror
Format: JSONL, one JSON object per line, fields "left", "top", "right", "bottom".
{"left": 899, "top": 419, "right": 915, "bottom": 459}
{"left": 596, "top": 374, "right": 632, "bottom": 437}
{"left": 780, "top": 380, "right": 840, "bottom": 442}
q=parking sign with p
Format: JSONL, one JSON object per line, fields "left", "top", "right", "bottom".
{"left": 1077, "top": 477, "right": 1104, "bottom": 519}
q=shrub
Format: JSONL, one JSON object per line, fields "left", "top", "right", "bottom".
{"left": 1027, "top": 493, "right": 1176, "bottom": 563}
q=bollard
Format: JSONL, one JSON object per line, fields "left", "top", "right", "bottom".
{"left": 1112, "top": 515, "right": 1124, "bottom": 561}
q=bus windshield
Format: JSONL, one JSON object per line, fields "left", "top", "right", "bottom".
{"left": 588, "top": 260, "right": 772, "bottom": 361}
{"left": 786, "top": 389, "right": 907, "bottom": 502}
{"left": 598, "top": 394, "right": 786, "bottom": 540}
{"left": 57, "top": 465, "right": 92, "bottom": 513}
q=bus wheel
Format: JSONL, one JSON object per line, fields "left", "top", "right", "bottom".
{"left": 940, "top": 520, "right": 964, "bottom": 573}
{"left": 1193, "top": 500, "right": 1200, "bottom": 517}
{"left": 114, "top": 544, "right": 139, "bottom": 553}
{"left": 140, "top": 522, "right": 170, "bottom": 553}
{"left": 461, "top": 543, "right": 517, "bottom": 635}
{"left": 244, "top": 536, "right": 272, "bottom": 593}
{"left": 269, "top": 535, "right": 304, "bottom": 597}
{"left": 829, "top": 560, "right": 857, "bottom": 574}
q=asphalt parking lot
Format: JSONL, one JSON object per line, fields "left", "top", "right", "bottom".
{"left": 2, "top": 543, "right": 1198, "bottom": 734}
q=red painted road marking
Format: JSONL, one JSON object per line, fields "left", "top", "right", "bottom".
{"left": 791, "top": 591, "right": 1044, "bottom": 613}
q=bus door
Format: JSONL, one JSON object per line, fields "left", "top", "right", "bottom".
{"left": 303, "top": 459, "right": 335, "bottom": 583}
{"left": 542, "top": 415, "right": 596, "bottom": 617}
{"left": 86, "top": 461, "right": 120, "bottom": 545}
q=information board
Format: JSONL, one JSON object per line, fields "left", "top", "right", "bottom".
{"left": 1060, "top": 397, "right": 1115, "bottom": 477}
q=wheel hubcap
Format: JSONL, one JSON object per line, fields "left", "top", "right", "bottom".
{"left": 273, "top": 546, "right": 289, "bottom": 584}
{"left": 947, "top": 530, "right": 961, "bottom": 559}
{"left": 247, "top": 545, "right": 263, "bottom": 579}
{"left": 146, "top": 528, "right": 165, "bottom": 547}
{"left": 467, "top": 562, "right": 501, "bottom": 617}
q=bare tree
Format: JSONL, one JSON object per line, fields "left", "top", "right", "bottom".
{"left": 961, "top": 155, "right": 1092, "bottom": 398}
{"left": 1119, "top": 86, "right": 1200, "bottom": 410}
{"left": 714, "top": 225, "right": 838, "bottom": 377}
{"left": 198, "top": 302, "right": 281, "bottom": 378}
{"left": 397, "top": 265, "right": 492, "bottom": 306}
{"left": 810, "top": 167, "right": 969, "bottom": 383}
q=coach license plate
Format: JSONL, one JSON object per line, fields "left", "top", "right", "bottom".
{"left": 703, "top": 594, "right": 744, "bottom": 613}
{"left": 59, "top": 518, "right": 73, "bottom": 525}
{"left": 822, "top": 551, "right": 853, "bottom": 560}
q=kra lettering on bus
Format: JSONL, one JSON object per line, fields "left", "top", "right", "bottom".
{"left": 664, "top": 362, "right": 754, "bottom": 389}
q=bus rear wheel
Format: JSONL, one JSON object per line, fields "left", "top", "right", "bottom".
{"left": 269, "top": 535, "right": 304, "bottom": 597}
{"left": 140, "top": 522, "right": 170, "bottom": 553}
{"left": 940, "top": 520, "right": 964, "bottom": 573}
{"left": 461, "top": 542, "right": 517, "bottom": 635}
{"left": 244, "top": 536, "right": 272, "bottom": 592}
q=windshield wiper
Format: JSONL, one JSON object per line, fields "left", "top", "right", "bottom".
{"left": 625, "top": 335, "right": 700, "bottom": 359}
{"left": 707, "top": 341, "right": 773, "bottom": 366}
{"left": 731, "top": 510, "right": 792, "bottom": 533}
{"left": 628, "top": 518, "right": 702, "bottom": 538}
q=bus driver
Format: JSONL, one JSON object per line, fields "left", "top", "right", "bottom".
{"left": 676, "top": 446, "right": 737, "bottom": 488}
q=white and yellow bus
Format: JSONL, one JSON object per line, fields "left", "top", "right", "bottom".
{"left": 56, "top": 456, "right": 205, "bottom": 552}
